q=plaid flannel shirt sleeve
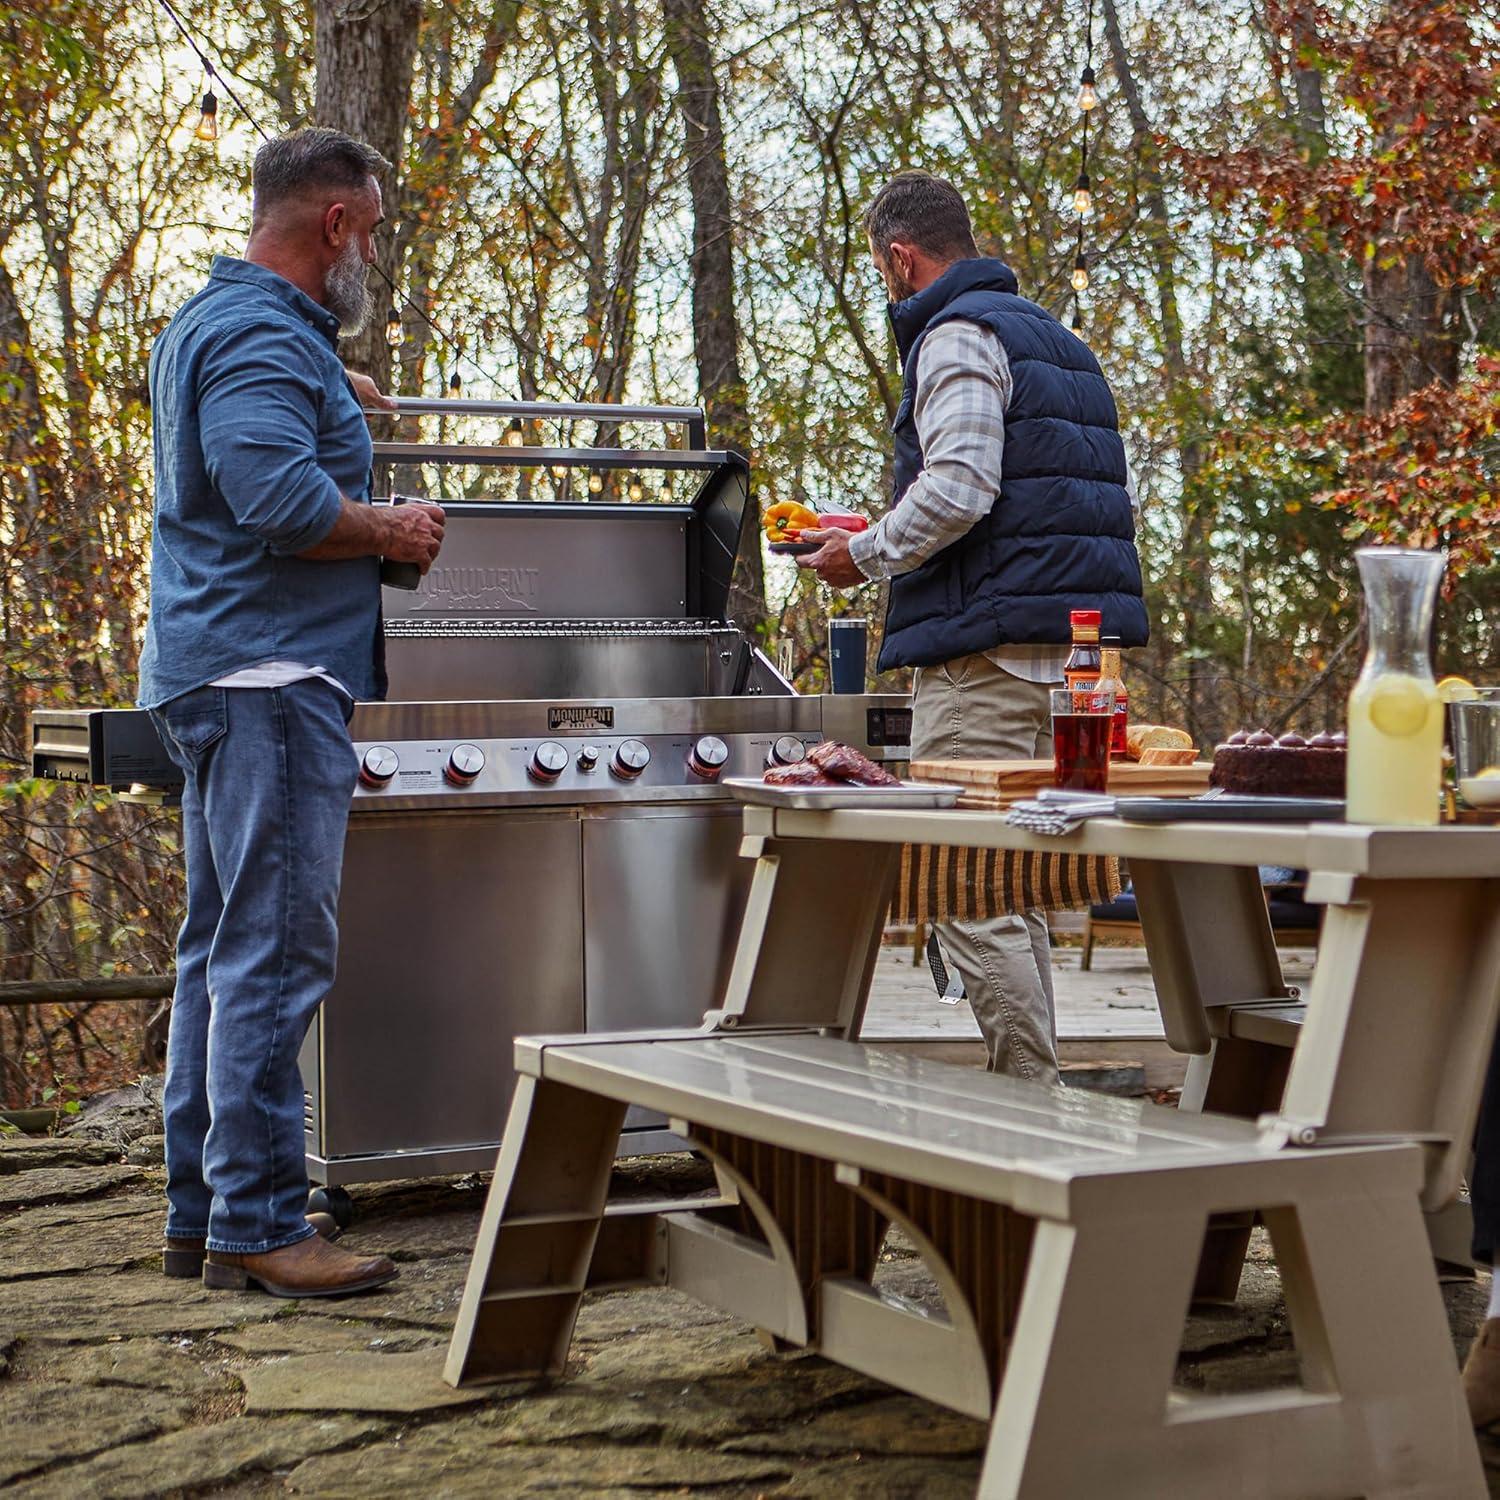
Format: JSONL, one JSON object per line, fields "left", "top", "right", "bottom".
{"left": 847, "top": 320, "right": 1012, "bottom": 582}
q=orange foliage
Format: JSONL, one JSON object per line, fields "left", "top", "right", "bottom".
{"left": 1182, "top": 0, "right": 1500, "bottom": 577}
{"left": 1190, "top": 0, "right": 1499, "bottom": 293}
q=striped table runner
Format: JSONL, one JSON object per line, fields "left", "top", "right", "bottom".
{"left": 889, "top": 844, "right": 1122, "bottom": 925}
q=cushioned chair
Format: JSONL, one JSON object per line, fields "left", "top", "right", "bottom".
{"left": 1081, "top": 867, "right": 1321, "bottom": 970}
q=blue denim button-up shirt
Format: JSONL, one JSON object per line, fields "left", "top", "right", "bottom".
{"left": 137, "top": 256, "right": 382, "bottom": 708}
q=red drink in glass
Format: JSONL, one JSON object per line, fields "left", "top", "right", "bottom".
{"left": 1050, "top": 688, "right": 1115, "bottom": 792}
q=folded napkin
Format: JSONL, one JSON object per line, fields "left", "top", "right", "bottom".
{"left": 1004, "top": 789, "right": 1117, "bottom": 836}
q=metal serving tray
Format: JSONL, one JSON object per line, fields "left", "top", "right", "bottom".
{"left": 723, "top": 777, "right": 963, "bottom": 810}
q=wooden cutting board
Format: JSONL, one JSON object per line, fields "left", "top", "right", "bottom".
{"left": 910, "top": 757, "right": 1212, "bottom": 809}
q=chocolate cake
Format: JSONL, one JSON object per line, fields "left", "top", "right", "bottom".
{"left": 1209, "top": 729, "right": 1347, "bottom": 798}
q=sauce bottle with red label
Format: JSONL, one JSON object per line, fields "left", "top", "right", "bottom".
{"left": 1064, "top": 610, "right": 1102, "bottom": 694}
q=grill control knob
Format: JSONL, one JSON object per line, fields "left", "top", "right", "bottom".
{"left": 527, "top": 741, "right": 569, "bottom": 784}
{"left": 610, "top": 739, "right": 651, "bottom": 780}
{"left": 358, "top": 745, "right": 400, "bottom": 789}
{"left": 577, "top": 745, "right": 600, "bottom": 772}
{"left": 767, "top": 735, "right": 807, "bottom": 768}
{"left": 444, "top": 742, "right": 486, "bottom": 787}
{"left": 688, "top": 735, "right": 730, "bottom": 779}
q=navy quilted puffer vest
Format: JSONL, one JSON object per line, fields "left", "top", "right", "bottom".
{"left": 878, "top": 257, "right": 1148, "bottom": 671}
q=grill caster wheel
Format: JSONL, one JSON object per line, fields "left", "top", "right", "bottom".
{"left": 306, "top": 1186, "right": 354, "bottom": 1230}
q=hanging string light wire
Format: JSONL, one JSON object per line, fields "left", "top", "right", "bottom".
{"left": 150, "top": 0, "right": 510, "bottom": 401}
{"left": 1078, "top": 0, "right": 1098, "bottom": 111}
{"left": 1073, "top": 110, "right": 1093, "bottom": 220}
{"left": 156, "top": 0, "right": 269, "bottom": 143}
{"left": 1069, "top": 0, "right": 1097, "bottom": 334}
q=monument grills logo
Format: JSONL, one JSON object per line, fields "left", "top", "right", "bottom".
{"left": 412, "top": 565, "right": 540, "bottom": 613}
{"left": 548, "top": 706, "right": 615, "bottom": 731}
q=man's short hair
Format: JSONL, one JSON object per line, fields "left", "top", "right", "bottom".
{"left": 863, "top": 171, "right": 978, "bottom": 264}
{"left": 251, "top": 127, "right": 390, "bottom": 221}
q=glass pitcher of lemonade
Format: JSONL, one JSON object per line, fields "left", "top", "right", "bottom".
{"left": 1346, "top": 547, "right": 1445, "bottom": 825}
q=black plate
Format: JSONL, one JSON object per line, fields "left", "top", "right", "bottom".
{"left": 768, "top": 540, "right": 820, "bottom": 556}
{"left": 1116, "top": 795, "right": 1345, "bottom": 824}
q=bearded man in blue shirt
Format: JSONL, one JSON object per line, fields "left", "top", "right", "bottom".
{"left": 139, "top": 128, "right": 445, "bottom": 1297}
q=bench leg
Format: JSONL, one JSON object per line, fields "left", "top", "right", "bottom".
{"left": 1181, "top": 1038, "right": 1293, "bottom": 1304}
{"left": 445, "top": 1076, "right": 626, "bottom": 1387}
{"left": 980, "top": 1168, "right": 1482, "bottom": 1499}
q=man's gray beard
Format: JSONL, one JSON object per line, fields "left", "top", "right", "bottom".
{"left": 325, "top": 240, "right": 374, "bottom": 335}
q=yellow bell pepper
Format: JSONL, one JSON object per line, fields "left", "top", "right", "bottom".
{"left": 762, "top": 501, "right": 820, "bottom": 539}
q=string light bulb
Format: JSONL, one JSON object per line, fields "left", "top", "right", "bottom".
{"left": 1073, "top": 171, "right": 1093, "bottom": 219}
{"left": 627, "top": 478, "right": 643, "bottom": 501}
{"left": 1071, "top": 307, "right": 1085, "bottom": 334}
{"left": 1077, "top": 66, "right": 1098, "bottom": 112}
{"left": 504, "top": 417, "right": 524, "bottom": 447}
{"left": 447, "top": 372, "right": 461, "bottom": 397}
{"left": 385, "top": 308, "right": 403, "bottom": 347}
{"left": 194, "top": 91, "right": 219, "bottom": 142}
{"left": 587, "top": 471, "right": 603, "bottom": 494}
{"left": 1071, "top": 250, "right": 1089, "bottom": 292}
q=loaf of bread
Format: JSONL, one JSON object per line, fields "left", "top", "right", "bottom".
{"left": 1124, "top": 724, "right": 1194, "bottom": 761}
{"left": 1138, "top": 747, "right": 1198, "bottom": 767}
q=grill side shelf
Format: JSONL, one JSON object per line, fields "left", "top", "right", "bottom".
{"left": 30, "top": 709, "right": 181, "bottom": 792}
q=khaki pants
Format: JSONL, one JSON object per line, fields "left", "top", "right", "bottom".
{"left": 911, "top": 653, "right": 1060, "bottom": 1084}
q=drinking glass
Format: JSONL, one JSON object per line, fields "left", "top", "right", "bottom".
{"left": 1051, "top": 687, "right": 1116, "bottom": 792}
{"left": 1453, "top": 690, "right": 1500, "bottom": 809}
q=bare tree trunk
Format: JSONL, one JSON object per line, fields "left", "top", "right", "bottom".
{"left": 1286, "top": 1, "right": 1328, "bottom": 156}
{"left": 1363, "top": 208, "right": 1462, "bottom": 418}
{"left": 1100, "top": 0, "right": 1217, "bottom": 743}
{"left": 314, "top": 0, "right": 423, "bottom": 393}
{"left": 663, "top": 0, "right": 762, "bottom": 628}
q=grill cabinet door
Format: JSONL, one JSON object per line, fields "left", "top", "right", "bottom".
{"left": 306, "top": 810, "right": 583, "bottom": 1162}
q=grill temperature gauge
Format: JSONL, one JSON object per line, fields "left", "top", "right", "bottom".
{"left": 358, "top": 745, "right": 400, "bottom": 788}
{"left": 688, "top": 735, "right": 729, "bottom": 779}
{"left": 444, "top": 742, "right": 486, "bottom": 786}
{"left": 528, "top": 741, "right": 569, "bottom": 783}
{"left": 611, "top": 739, "right": 651, "bottom": 780}
{"left": 767, "top": 735, "right": 807, "bottom": 768}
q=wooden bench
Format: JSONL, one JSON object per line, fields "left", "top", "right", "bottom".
{"left": 446, "top": 812, "right": 1497, "bottom": 1497}
{"left": 1133, "top": 856, "right": 1499, "bottom": 1278}
{"left": 447, "top": 1035, "right": 1474, "bottom": 1495}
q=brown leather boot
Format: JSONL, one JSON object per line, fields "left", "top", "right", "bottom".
{"left": 163, "top": 1213, "right": 343, "bottom": 1279}
{"left": 202, "top": 1232, "right": 397, "bottom": 1298}
{"left": 1462, "top": 1318, "right": 1500, "bottom": 1428}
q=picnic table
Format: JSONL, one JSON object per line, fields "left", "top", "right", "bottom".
{"left": 446, "top": 805, "right": 1500, "bottom": 1498}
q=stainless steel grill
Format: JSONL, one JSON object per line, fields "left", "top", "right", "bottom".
{"left": 32, "top": 398, "right": 912, "bottom": 1190}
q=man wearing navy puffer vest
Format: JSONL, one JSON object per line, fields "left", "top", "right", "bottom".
{"left": 800, "top": 172, "right": 1147, "bottom": 1082}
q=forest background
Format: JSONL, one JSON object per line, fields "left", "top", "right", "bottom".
{"left": 1, "top": 0, "right": 1496, "bottom": 1106}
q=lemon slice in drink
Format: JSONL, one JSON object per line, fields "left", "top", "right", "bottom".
{"left": 1366, "top": 677, "right": 1433, "bottom": 736}
{"left": 1437, "top": 675, "right": 1479, "bottom": 703}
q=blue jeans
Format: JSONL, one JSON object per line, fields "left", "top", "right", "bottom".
{"left": 150, "top": 680, "right": 357, "bottom": 1253}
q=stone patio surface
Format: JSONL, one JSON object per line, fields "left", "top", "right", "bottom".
{"left": 2, "top": 1126, "right": 1497, "bottom": 1496}
{"left": 2, "top": 942, "right": 1495, "bottom": 1495}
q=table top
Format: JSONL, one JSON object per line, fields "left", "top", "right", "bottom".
{"left": 743, "top": 806, "right": 1500, "bottom": 880}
